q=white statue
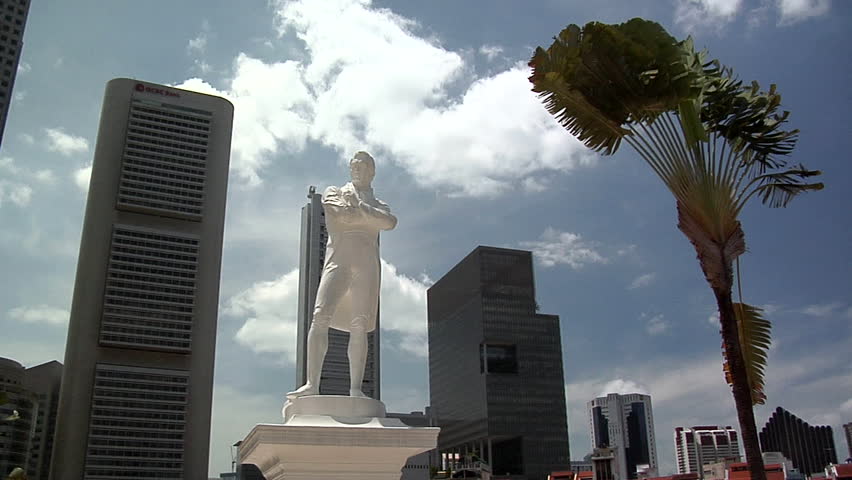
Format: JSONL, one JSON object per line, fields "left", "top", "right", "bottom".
{"left": 288, "top": 151, "right": 397, "bottom": 399}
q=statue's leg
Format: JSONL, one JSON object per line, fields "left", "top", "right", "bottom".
{"left": 286, "top": 314, "right": 331, "bottom": 397}
{"left": 348, "top": 315, "right": 369, "bottom": 398}
{"left": 287, "top": 264, "right": 346, "bottom": 398}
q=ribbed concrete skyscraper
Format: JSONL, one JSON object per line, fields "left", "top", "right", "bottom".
{"left": 51, "top": 78, "right": 233, "bottom": 480}
{"left": 295, "top": 186, "right": 380, "bottom": 398}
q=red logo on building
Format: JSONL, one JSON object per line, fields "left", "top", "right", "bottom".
{"left": 134, "top": 83, "right": 181, "bottom": 98}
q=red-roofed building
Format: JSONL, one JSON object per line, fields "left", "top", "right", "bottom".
{"left": 727, "top": 462, "right": 785, "bottom": 480}
{"left": 642, "top": 473, "right": 700, "bottom": 480}
{"left": 826, "top": 463, "right": 852, "bottom": 480}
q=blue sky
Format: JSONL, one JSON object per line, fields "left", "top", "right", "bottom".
{"left": 1, "top": 0, "right": 850, "bottom": 476}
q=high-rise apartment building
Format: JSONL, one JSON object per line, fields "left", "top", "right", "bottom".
{"left": 759, "top": 406, "right": 837, "bottom": 475}
{"left": 0, "top": 358, "right": 62, "bottom": 480}
{"left": 50, "top": 78, "right": 233, "bottom": 479}
{"left": 0, "top": 357, "right": 37, "bottom": 476}
{"left": 588, "top": 393, "right": 658, "bottom": 480}
{"left": 427, "top": 246, "right": 570, "bottom": 480}
{"left": 23, "top": 361, "right": 62, "bottom": 480}
{"left": 0, "top": 0, "right": 31, "bottom": 148}
{"left": 674, "top": 426, "right": 740, "bottom": 477}
{"left": 295, "top": 186, "right": 380, "bottom": 398}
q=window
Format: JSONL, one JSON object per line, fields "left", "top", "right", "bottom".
{"left": 480, "top": 344, "right": 518, "bottom": 374}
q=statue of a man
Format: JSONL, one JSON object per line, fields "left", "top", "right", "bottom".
{"left": 288, "top": 151, "right": 397, "bottom": 398}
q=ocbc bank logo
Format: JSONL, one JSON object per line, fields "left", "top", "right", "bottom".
{"left": 134, "top": 83, "right": 180, "bottom": 98}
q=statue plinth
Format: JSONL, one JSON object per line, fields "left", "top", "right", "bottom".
{"left": 239, "top": 396, "right": 439, "bottom": 480}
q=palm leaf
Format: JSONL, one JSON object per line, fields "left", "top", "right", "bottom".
{"left": 724, "top": 302, "right": 771, "bottom": 405}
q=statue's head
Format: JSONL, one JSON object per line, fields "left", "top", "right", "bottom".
{"left": 350, "top": 151, "right": 375, "bottom": 188}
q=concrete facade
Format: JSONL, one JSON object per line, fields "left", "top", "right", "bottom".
{"left": 674, "top": 426, "right": 740, "bottom": 477}
{"left": 23, "top": 361, "right": 62, "bottom": 480}
{"left": 588, "top": 393, "right": 658, "bottom": 480}
{"left": 50, "top": 78, "right": 233, "bottom": 479}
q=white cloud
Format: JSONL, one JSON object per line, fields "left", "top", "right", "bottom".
{"left": 777, "top": 0, "right": 830, "bottom": 25}
{"left": 801, "top": 301, "right": 843, "bottom": 317}
{"left": 628, "top": 273, "right": 656, "bottom": 290}
{"left": 188, "top": 34, "right": 208, "bottom": 54}
{"left": 17, "top": 61, "right": 30, "bottom": 74}
{"left": 13, "top": 91, "right": 26, "bottom": 102}
{"left": 8, "top": 305, "right": 69, "bottom": 326}
{"left": 176, "top": 55, "right": 314, "bottom": 187}
{"left": 45, "top": 128, "right": 89, "bottom": 156}
{"left": 708, "top": 311, "right": 721, "bottom": 327}
{"left": 228, "top": 268, "right": 301, "bottom": 363}
{"left": 7, "top": 184, "right": 32, "bottom": 206}
{"left": 33, "top": 169, "right": 56, "bottom": 184}
{"left": 378, "top": 260, "right": 429, "bottom": 357}
{"left": 73, "top": 163, "right": 92, "bottom": 193}
{"left": 597, "top": 379, "right": 649, "bottom": 397}
{"left": 644, "top": 313, "right": 670, "bottom": 335}
{"left": 479, "top": 44, "right": 504, "bottom": 61}
{"left": 675, "top": 0, "right": 743, "bottom": 31}
{"left": 520, "top": 227, "right": 607, "bottom": 269}
{"left": 521, "top": 176, "right": 548, "bottom": 193}
{"left": 226, "top": 260, "right": 430, "bottom": 363}
{"left": 179, "top": 0, "right": 592, "bottom": 195}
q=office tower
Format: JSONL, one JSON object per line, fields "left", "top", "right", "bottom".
{"left": 588, "top": 393, "right": 658, "bottom": 480}
{"left": 50, "top": 78, "right": 233, "bottom": 479}
{"left": 427, "top": 246, "right": 570, "bottom": 480}
{"left": 674, "top": 426, "right": 740, "bottom": 477}
{"left": 844, "top": 422, "right": 851, "bottom": 458}
{"left": 0, "top": 0, "right": 31, "bottom": 148}
{"left": 759, "top": 406, "right": 838, "bottom": 475}
{"left": 0, "top": 357, "right": 38, "bottom": 476}
{"left": 23, "top": 361, "right": 62, "bottom": 480}
{"left": 295, "top": 186, "right": 380, "bottom": 398}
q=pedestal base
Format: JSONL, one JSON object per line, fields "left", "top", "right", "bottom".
{"left": 239, "top": 396, "right": 439, "bottom": 480}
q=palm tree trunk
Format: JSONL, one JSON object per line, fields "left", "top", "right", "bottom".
{"left": 714, "top": 283, "right": 767, "bottom": 480}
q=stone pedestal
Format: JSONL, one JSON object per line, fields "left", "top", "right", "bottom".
{"left": 239, "top": 396, "right": 439, "bottom": 480}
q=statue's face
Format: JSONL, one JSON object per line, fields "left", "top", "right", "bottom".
{"left": 350, "top": 158, "right": 375, "bottom": 188}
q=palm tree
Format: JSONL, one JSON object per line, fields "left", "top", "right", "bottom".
{"left": 529, "top": 19, "right": 822, "bottom": 480}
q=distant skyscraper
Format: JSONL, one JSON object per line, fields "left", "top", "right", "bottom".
{"left": 0, "top": 0, "right": 31, "bottom": 149}
{"left": 295, "top": 186, "right": 379, "bottom": 398}
{"left": 759, "top": 406, "right": 838, "bottom": 475}
{"left": 674, "top": 426, "right": 740, "bottom": 477}
{"left": 50, "top": 78, "right": 233, "bottom": 479}
{"left": 428, "top": 246, "right": 570, "bottom": 480}
{"left": 844, "top": 422, "right": 851, "bottom": 458}
{"left": 588, "top": 393, "right": 658, "bottom": 480}
{"left": 23, "top": 361, "right": 62, "bottom": 480}
{"left": 0, "top": 357, "right": 37, "bottom": 477}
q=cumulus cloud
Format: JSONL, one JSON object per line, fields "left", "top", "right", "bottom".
{"left": 0, "top": 157, "right": 54, "bottom": 207}
{"left": 628, "top": 272, "right": 656, "bottom": 290}
{"left": 675, "top": 0, "right": 743, "bottom": 31}
{"left": 228, "top": 268, "right": 301, "bottom": 362}
{"left": 708, "top": 311, "right": 721, "bottom": 327}
{"left": 644, "top": 313, "right": 670, "bottom": 335}
{"left": 74, "top": 163, "right": 92, "bottom": 193}
{"left": 520, "top": 227, "right": 607, "bottom": 269}
{"left": 226, "top": 260, "right": 430, "bottom": 363}
{"left": 479, "top": 44, "right": 504, "bottom": 61}
{"left": 177, "top": 0, "right": 592, "bottom": 196}
{"left": 45, "top": 128, "right": 89, "bottom": 156}
{"left": 801, "top": 301, "right": 843, "bottom": 317}
{"left": 8, "top": 305, "right": 70, "bottom": 325}
{"left": 17, "top": 62, "right": 30, "bottom": 74}
{"left": 777, "top": 0, "right": 830, "bottom": 25}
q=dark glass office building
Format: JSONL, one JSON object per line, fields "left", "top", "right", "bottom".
{"left": 759, "top": 406, "right": 837, "bottom": 475}
{"left": 427, "top": 246, "right": 570, "bottom": 480}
